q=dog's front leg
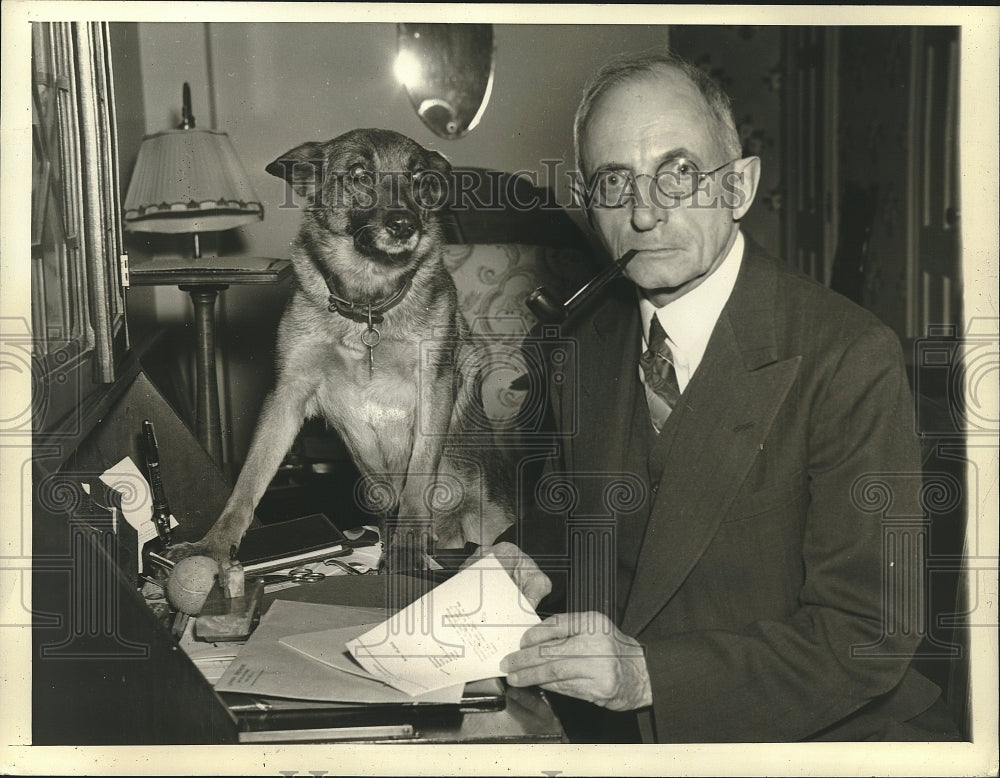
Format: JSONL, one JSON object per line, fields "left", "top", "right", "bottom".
{"left": 388, "top": 366, "right": 456, "bottom": 572}
{"left": 169, "top": 379, "right": 314, "bottom": 564}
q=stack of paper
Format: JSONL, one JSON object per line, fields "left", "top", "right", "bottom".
{"left": 214, "top": 598, "right": 462, "bottom": 704}
{"left": 178, "top": 616, "right": 242, "bottom": 684}
{"left": 214, "top": 554, "right": 540, "bottom": 704}
{"left": 284, "top": 554, "right": 542, "bottom": 697}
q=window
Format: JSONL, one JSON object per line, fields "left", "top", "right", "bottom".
{"left": 31, "top": 21, "right": 128, "bottom": 434}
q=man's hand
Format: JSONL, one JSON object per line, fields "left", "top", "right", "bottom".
{"left": 500, "top": 611, "right": 652, "bottom": 712}
{"left": 461, "top": 542, "right": 552, "bottom": 610}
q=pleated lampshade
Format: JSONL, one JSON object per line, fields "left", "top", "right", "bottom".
{"left": 123, "top": 128, "right": 264, "bottom": 233}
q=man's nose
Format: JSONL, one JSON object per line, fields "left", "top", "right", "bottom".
{"left": 629, "top": 186, "right": 668, "bottom": 232}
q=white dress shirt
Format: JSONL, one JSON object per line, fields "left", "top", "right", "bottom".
{"left": 639, "top": 231, "right": 745, "bottom": 430}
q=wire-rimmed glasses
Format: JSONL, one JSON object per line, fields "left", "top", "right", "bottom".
{"left": 582, "top": 156, "right": 744, "bottom": 209}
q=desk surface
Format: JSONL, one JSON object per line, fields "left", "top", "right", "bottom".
{"left": 229, "top": 573, "right": 568, "bottom": 744}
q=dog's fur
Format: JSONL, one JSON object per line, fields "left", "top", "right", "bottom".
{"left": 172, "top": 129, "right": 514, "bottom": 570}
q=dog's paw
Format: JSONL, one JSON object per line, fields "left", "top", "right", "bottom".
{"left": 384, "top": 523, "right": 434, "bottom": 574}
{"left": 164, "top": 536, "right": 237, "bottom": 568}
{"left": 162, "top": 541, "right": 201, "bottom": 564}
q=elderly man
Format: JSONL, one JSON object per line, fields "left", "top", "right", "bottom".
{"left": 483, "top": 50, "right": 958, "bottom": 743}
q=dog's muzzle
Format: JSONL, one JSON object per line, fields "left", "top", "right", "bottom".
{"left": 384, "top": 210, "right": 418, "bottom": 241}
{"left": 351, "top": 206, "right": 423, "bottom": 262}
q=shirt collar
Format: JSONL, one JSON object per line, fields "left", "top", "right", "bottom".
{"left": 639, "top": 230, "right": 744, "bottom": 368}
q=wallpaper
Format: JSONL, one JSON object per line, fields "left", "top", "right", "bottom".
{"left": 671, "top": 25, "right": 785, "bottom": 259}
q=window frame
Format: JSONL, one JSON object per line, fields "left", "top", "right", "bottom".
{"left": 31, "top": 21, "right": 129, "bottom": 437}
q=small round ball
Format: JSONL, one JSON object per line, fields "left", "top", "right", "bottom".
{"left": 166, "top": 555, "right": 218, "bottom": 615}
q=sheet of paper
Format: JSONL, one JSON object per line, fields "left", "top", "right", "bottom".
{"left": 213, "top": 599, "right": 464, "bottom": 704}
{"left": 97, "top": 456, "right": 179, "bottom": 574}
{"left": 280, "top": 623, "right": 390, "bottom": 682}
{"left": 345, "top": 553, "right": 541, "bottom": 696}
{"left": 178, "top": 617, "right": 242, "bottom": 685}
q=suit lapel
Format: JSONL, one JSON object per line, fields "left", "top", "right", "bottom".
{"left": 621, "top": 246, "right": 802, "bottom": 636}
{"left": 562, "top": 287, "right": 641, "bottom": 484}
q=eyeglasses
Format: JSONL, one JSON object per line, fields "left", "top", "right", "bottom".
{"left": 582, "top": 156, "right": 744, "bottom": 209}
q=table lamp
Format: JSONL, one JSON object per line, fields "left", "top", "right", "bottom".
{"left": 122, "top": 83, "right": 282, "bottom": 469}
{"left": 123, "top": 83, "right": 263, "bottom": 257}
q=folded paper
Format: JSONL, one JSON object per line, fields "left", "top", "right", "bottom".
{"left": 344, "top": 553, "right": 541, "bottom": 695}
{"left": 214, "top": 599, "right": 464, "bottom": 704}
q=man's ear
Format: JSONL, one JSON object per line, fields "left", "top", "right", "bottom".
{"left": 265, "top": 140, "right": 328, "bottom": 200}
{"left": 727, "top": 156, "right": 761, "bottom": 221}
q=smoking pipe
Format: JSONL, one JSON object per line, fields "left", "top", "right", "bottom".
{"left": 525, "top": 249, "right": 638, "bottom": 324}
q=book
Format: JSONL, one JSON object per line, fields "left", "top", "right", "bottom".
{"left": 237, "top": 514, "right": 351, "bottom": 574}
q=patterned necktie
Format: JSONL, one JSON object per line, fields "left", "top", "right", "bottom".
{"left": 639, "top": 314, "right": 681, "bottom": 429}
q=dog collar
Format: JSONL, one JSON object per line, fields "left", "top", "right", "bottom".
{"left": 324, "top": 275, "right": 413, "bottom": 324}
{"left": 319, "top": 270, "right": 415, "bottom": 379}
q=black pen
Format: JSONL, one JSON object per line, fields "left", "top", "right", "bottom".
{"left": 142, "top": 420, "right": 174, "bottom": 546}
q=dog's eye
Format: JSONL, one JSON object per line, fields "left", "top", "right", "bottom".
{"left": 347, "top": 163, "right": 373, "bottom": 184}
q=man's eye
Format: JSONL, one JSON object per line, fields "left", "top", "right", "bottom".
{"left": 597, "top": 171, "right": 629, "bottom": 195}
{"left": 662, "top": 160, "right": 697, "bottom": 177}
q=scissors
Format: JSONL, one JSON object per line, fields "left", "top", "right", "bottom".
{"left": 323, "top": 557, "right": 374, "bottom": 575}
{"left": 259, "top": 566, "right": 326, "bottom": 585}
{"left": 288, "top": 566, "right": 326, "bottom": 582}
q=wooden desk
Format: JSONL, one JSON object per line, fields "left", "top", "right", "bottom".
{"left": 129, "top": 257, "right": 293, "bottom": 465}
{"left": 32, "top": 366, "right": 565, "bottom": 745}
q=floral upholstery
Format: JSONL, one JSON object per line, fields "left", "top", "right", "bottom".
{"left": 441, "top": 243, "right": 595, "bottom": 426}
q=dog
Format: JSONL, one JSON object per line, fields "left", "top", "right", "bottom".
{"left": 170, "top": 128, "right": 515, "bottom": 571}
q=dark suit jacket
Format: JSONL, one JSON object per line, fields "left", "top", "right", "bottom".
{"left": 514, "top": 238, "right": 943, "bottom": 742}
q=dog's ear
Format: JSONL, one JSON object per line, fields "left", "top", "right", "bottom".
{"left": 423, "top": 148, "right": 452, "bottom": 177}
{"left": 265, "top": 141, "right": 328, "bottom": 200}
{"left": 413, "top": 149, "right": 453, "bottom": 211}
